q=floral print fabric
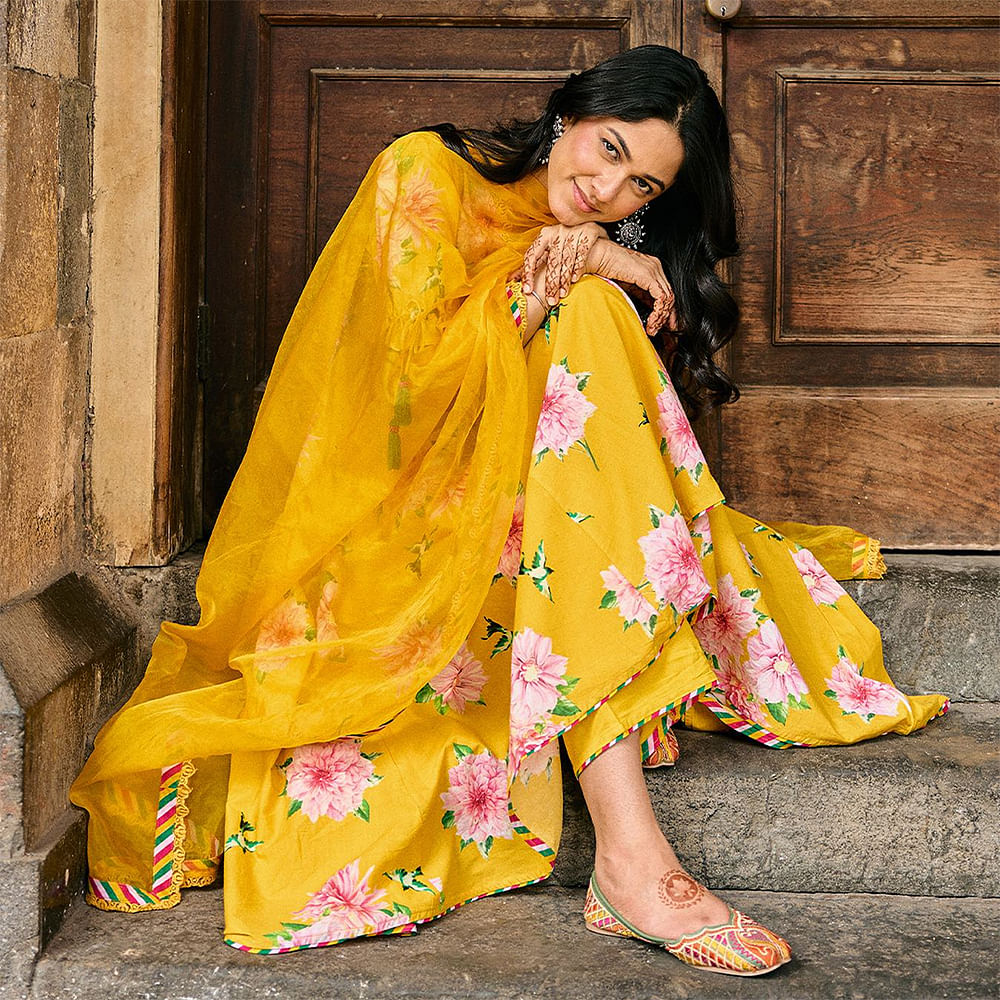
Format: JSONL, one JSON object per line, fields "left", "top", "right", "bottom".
{"left": 72, "top": 134, "right": 948, "bottom": 952}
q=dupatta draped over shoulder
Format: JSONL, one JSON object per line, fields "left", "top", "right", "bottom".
{"left": 72, "top": 133, "right": 551, "bottom": 888}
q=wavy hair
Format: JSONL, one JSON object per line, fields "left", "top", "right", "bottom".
{"left": 420, "top": 45, "right": 740, "bottom": 414}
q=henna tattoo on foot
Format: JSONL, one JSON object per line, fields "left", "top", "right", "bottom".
{"left": 656, "top": 869, "right": 705, "bottom": 909}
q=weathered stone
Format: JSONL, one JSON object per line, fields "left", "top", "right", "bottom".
{"left": 0, "top": 573, "right": 138, "bottom": 998}
{"left": 0, "top": 573, "right": 137, "bottom": 850}
{"left": 57, "top": 79, "right": 91, "bottom": 326}
{"left": 0, "top": 68, "right": 59, "bottom": 340}
{"left": 557, "top": 703, "right": 999, "bottom": 897}
{"left": 77, "top": 0, "right": 95, "bottom": 86}
{"left": 29, "top": 886, "right": 1000, "bottom": 1000}
{"left": 7, "top": 0, "right": 79, "bottom": 79}
{"left": 106, "top": 544, "right": 204, "bottom": 664}
{"left": 843, "top": 553, "right": 1000, "bottom": 702}
{"left": 0, "top": 325, "right": 85, "bottom": 605}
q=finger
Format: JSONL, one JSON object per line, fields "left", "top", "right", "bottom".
{"left": 571, "top": 234, "right": 591, "bottom": 284}
{"left": 558, "top": 239, "right": 574, "bottom": 298}
{"left": 522, "top": 236, "right": 546, "bottom": 292}
{"left": 545, "top": 236, "right": 562, "bottom": 304}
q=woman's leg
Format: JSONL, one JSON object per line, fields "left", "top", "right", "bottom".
{"left": 578, "top": 730, "right": 732, "bottom": 939}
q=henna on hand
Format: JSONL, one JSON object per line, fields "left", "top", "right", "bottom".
{"left": 656, "top": 870, "right": 706, "bottom": 910}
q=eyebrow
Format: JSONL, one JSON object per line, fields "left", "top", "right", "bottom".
{"left": 609, "top": 127, "right": 668, "bottom": 192}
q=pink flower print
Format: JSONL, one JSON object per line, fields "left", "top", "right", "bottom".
{"left": 293, "top": 859, "right": 388, "bottom": 929}
{"left": 825, "top": 656, "right": 906, "bottom": 720}
{"left": 510, "top": 627, "right": 568, "bottom": 726}
{"left": 693, "top": 574, "right": 758, "bottom": 666}
{"left": 255, "top": 597, "right": 312, "bottom": 671}
{"left": 638, "top": 510, "right": 711, "bottom": 614}
{"left": 284, "top": 740, "right": 379, "bottom": 822}
{"left": 714, "top": 656, "right": 767, "bottom": 724}
{"left": 440, "top": 750, "right": 513, "bottom": 848}
{"left": 600, "top": 566, "right": 656, "bottom": 628}
{"left": 429, "top": 644, "right": 488, "bottom": 713}
{"left": 656, "top": 382, "right": 705, "bottom": 475}
{"left": 691, "top": 509, "right": 713, "bottom": 556}
{"left": 316, "top": 578, "right": 340, "bottom": 644}
{"left": 376, "top": 619, "right": 443, "bottom": 677}
{"left": 515, "top": 739, "right": 558, "bottom": 785}
{"left": 792, "top": 548, "right": 847, "bottom": 607}
{"left": 508, "top": 715, "right": 561, "bottom": 777}
{"left": 746, "top": 620, "right": 809, "bottom": 705}
{"left": 532, "top": 361, "right": 597, "bottom": 460}
{"left": 497, "top": 492, "right": 525, "bottom": 583}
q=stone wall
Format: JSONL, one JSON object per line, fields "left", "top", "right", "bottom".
{"left": 0, "top": 0, "right": 95, "bottom": 606}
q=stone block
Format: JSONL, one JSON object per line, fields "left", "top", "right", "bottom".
{"left": 0, "top": 573, "right": 138, "bottom": 850}
{"left": 29, "top": 885, "right": 1000, "bottom": 1000}
{"left": 843, "top": 553, "right": 1000, "bottom": 702}
{"left": 556, "top": 703, "right": 999, "bottom": 897}
{"left": 0, "top": 68, "right": 59, "bottom": 339}
{"left": 7, "top": 0, "right": 79, "bottom": 79}
{"left": 106, "top": 544, "right": 203, "bottom": 665}
{"left": 0, "top": 324, "right": 86, "bottom": 606}
{"left": 57, "top": 79, "right": 91, "bottom": 326}
{"left": 0, "top": 572, "right": 139, "bottom": 994}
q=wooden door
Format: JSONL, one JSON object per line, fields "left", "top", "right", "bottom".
{"left": 684, "top": 1, "right": 999, "bottom": 549}
{"left": 204, "top": 0, "right": 680, "bottom": 522}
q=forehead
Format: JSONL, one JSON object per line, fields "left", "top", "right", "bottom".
{"left": 587, "top": 116, "right": 684, "bottom": 178}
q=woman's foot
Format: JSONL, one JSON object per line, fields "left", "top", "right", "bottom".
{"left": 593, "top": 840, "right": 731, "bottom": 941}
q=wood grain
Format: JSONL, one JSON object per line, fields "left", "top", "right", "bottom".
{"left": 720, "top": 389, "right": 999, "bottom": 549}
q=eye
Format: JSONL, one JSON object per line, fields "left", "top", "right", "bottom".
{"left": 634, "top": 177, "right": 652, "bottom": 195}
{"left": 601, "top": 138, "right": 619, "bottom": 160}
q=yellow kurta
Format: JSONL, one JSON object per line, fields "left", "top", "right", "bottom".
{"left": 70, "top": 133, "right": 948, "bottom": 952}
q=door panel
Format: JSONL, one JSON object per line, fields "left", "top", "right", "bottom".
{"left": 684, "top": 2, "right": 1000, "bottom": 547}
{"left": 205, "top": 0, "right": 675, "bottom": 521}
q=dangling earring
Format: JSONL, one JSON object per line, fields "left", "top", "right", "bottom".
{"left": 613, "top": 203, "right": 648, "bottom": 249}
{"left": 540, "top": 114, "right": 564, "bottom": 165}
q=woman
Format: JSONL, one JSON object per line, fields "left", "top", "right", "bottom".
{"left": 70, "top": 46, "right": 947, "bottom": 977}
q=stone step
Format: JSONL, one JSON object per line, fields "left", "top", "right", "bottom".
{"left": 557, "top": 702, "right": 1000, "bottom": 897}
{"left": 116, "top": 551, "right": 1000, "bottom": 703}
{"left": 29, "top": 885, "right": 1000, "bottom": 1000}
{"left": 841, "top": 553, "right": 1000, "bottom": 703}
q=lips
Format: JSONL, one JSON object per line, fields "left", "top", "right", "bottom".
{"left": 572, "top": 180, "right": 597, "bottom": 214}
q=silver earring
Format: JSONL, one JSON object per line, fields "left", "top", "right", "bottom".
{"left": 613, "top": 203, "right": 648, "bottom": 249}
{"left": 540, "top": 114, "right": 564, "bottom": 165}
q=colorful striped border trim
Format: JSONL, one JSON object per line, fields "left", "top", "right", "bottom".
{"left": 505, "top": 282, "right": 525, "bottom": 330}
{"left": 697, "top": 689, "right": 807, "bottom": 749}
{"left": 85, "top": 760, "right": 196, "bottom": 914}
{"left": 574, "top": 684, "right": 710, "bottom": 775}
{"left": 509, "top": 807, "right": 556, "bottom": 865}
{"left": 223, "top": 872, "right": 553, "bottom": 955}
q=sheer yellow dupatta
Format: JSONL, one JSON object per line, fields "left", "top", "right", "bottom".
{"left": 70, "top": 133, "right": 553, "bottom": 907}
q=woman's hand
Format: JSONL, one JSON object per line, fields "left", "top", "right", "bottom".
{"left": 584, "top": 240, "right": 679, "bottom": 338}
{"left": 520, "top": 223, "right": 606, "bottom": 305}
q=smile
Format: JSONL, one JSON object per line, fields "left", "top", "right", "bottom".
{"left": 572, "top": 181, "right": 597, "bottom": 213}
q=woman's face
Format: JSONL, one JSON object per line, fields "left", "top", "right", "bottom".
{"left": 544, "top": 116, "right": 684, "bottom": 226}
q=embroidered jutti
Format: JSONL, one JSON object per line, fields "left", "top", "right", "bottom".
{"left": 70, "top": 133, "right": 948, "bottom": 951}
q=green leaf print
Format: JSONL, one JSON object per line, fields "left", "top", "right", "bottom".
{"left": 480, "top": 836, "right": 494, "bottom": 859}
{"left": 483, "top": 617, "right": 513, "bottom": 657}
{"left": 566, "top": 511, "right": 593, "bottom": 523}
{"left": 649, "top": 506, "right": 661, "bottom": 528}
{"left": 638, "top": 402, "right": 650, "bottom": 427}
{"left": 354, "top": 799, "right": 371, "bottom": 823}
{"left": 384, "top": 866, "right": 440, "bottom": 897}
{"left": 304, "top": 626, "right": 316, "bottom": 641}
{"left": 287, "top": 799, "right": 302, "bottom": 818}
{"left": 766, "top": 701, "right": 788, "bottom": 726}
{"left": 224, "top": 813, "right": 263, "bottom": 854}
{"left": 382, "top": 901, "right": 413, "bottom": 919}
{"left": 414, "top": 683, "right": 434, "bottom": 703}
{"left": 752, "top": 524, "right": 769, "bottom": 534}
{"left": 577, "top": 437, "right": 600, "bottom": 471}
{"left": 600, "top": 590, "right": 617, "bottom": 610}
{"left": 452, "top": 743, "right": 474, "bottom": 760}
{"left": 519, "top": 539, "right": 554, "bottom": 601}
{"left": 551, "top": 696, "right": 580, "bottom": 717}
{"left": 441, "top": 809, "right": 456, "bottom": 829}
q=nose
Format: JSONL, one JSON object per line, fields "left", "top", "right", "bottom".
{"left": 592, "top": 168, "right": 626, "bottom": 206}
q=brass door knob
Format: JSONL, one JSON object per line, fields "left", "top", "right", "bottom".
{"left": 706, "top": 0, "right": 741, "bottom": 19}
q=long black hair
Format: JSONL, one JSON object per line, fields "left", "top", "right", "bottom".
{"left": 421, "top": 45, "right": 740, "bottom": 414}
